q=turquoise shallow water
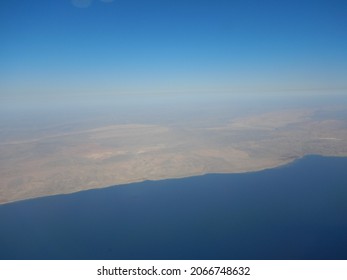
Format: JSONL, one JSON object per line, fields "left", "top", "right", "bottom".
{"left": 0, "top": 155, "right": 347, "bottom": 259}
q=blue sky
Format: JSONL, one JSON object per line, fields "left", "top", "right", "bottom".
{"left": 1, "top": 0, "right": 347, "bottom": 100}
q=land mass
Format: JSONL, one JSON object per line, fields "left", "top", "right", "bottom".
{"left": 1, "top": 106, "right": 347, "bottom": 204}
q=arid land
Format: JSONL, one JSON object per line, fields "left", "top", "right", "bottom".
{"left": 1, "top": 106, "right": 347, "bottom": 204}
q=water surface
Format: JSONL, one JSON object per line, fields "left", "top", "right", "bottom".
{"left": 0, "top": 155, "right": 346, "bottom": 259}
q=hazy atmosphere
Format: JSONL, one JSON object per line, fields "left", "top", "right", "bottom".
{"left": 1, "top": 0, "right": 347, "bottom": 262}
{"left": 1, "top": 0, "right": 347, "bottom": 203}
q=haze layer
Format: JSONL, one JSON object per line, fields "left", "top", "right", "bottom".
{"left": 1, "top": 94, "right": 347, "bottom": 203}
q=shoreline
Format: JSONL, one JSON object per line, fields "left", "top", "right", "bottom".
{"left": 1, "top": 154, "right": 344, "bottom": 207}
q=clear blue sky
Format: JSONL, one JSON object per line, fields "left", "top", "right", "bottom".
{"left": 1, "top": 0, "right": 347, "bottom": 100}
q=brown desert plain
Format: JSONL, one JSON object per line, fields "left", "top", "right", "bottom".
{"left": 1, "top": 98, "right": 347, "bottom": 204}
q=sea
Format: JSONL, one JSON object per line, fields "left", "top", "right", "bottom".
{"left": 0, "top": 155, "right": 346, "bottom": 260}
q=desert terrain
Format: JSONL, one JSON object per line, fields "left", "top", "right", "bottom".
{"left": 1, "top": 104, "right": 347, "bottom": 204}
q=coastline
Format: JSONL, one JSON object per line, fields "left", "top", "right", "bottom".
{"left": 1, "top": 154, "right": 345, "bottom": 206}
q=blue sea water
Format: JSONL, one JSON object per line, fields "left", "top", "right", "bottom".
{"left": 0, "top": 155, "right": 346, "bottom": 260}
